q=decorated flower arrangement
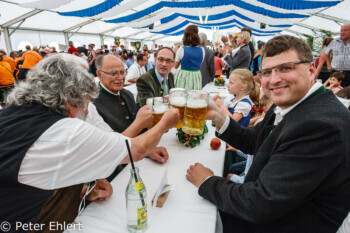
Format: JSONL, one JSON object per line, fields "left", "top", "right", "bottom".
{"left": 114, "top": 37, "right": 120, "bottom": 47}
{"left": 214, "top": 76, "right": 225, "bottom": 86}
{"left": 176, "top": 125, "right": 208, "bottom": 148}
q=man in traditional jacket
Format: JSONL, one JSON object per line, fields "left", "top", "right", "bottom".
{"left": 91, "top": 54, "right": 169, "bottom": 164}
{"left": 186, "top": 35, "right": 350, "bottom": 233}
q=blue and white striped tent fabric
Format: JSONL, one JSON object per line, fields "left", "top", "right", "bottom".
{"left": 1, "top": 0, "right": 349, "bottom": 51}
{"left": 18, "top": 0, "right": 342, "bottom": 37}
{"left": 17, "top": 0, "right": 341, "bottom": 36}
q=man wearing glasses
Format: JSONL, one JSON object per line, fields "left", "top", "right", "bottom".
{"left": 87, "top": 54, "right": 170, "bottom": 184}
{"left": 90, "top": 54, "right": 171, "bottom": 182}
{"left": 136, "top": 47, "right": 175, "bottom": 106}
{"left": 126, "top": 54, "right": 148, "bottom": 84}
{"left": 187, "top": 35, "right": 350, "bottom": 233}
{"left": 91, "top": 55, "right": 150, "bottom": 135}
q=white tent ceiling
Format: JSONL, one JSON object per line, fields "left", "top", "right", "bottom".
{"left": 1, "top": 0, "right": 349, "bottom": 52}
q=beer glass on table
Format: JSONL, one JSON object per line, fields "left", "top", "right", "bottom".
{"left": 169, "top": 88, "right": 186, "bottom": 129}
{"left": 146, "top": 97, "right": 169, "bottom": 128}
{"left": 182, "top": 90, "right": 209, "bottom": 135}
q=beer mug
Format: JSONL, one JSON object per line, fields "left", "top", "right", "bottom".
{"left": 169, "top": 88, "right": 186, "bottom": 129}
{"left": 146, "top": 97, "right": 169, "bottom": 128}
{"left": 182, "top": 90, "right": 209, "bottom": 135}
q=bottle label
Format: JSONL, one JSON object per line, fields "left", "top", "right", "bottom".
{"left": 137, "top": 204, "right": 148, "bottom": 229}
{"left": 135, "top": 180, "right": 145, "bottom": 193}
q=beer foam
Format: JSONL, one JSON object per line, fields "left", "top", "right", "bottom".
{"left": 170, "top": 97, "right": 186, "bottom": 107}
{"left": 153, "top": 105, "right": 168, "bottom": 114}
{"left": 186, "top": 99, "right": 207, "bottom": 108}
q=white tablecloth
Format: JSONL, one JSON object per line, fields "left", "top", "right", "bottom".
{"left": 202, "top": 79, "right": 230, "bottom": 100}
{"left": 67, "top": 124, "right": 225, "bottom": 233}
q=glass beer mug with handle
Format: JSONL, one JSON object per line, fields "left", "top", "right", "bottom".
{"left": 182, "top": 90, "right": 209, "bottom": 135}
{"left": 146, "top": 97, "right": 169, "bottom": 128}
{"left": 169, "top": 88, "right": 186, "bottom": 129}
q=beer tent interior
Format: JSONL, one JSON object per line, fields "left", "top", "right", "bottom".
{"left": 1, "top": 0, "right": 350, "bottom": 53}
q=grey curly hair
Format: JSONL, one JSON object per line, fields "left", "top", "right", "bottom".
{"left": 8, "top": 53, "right": 98, "bottom": 115}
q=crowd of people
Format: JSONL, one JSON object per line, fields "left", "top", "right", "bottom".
{"left": 0, "top": 23, "right": 350, "bottom": 233}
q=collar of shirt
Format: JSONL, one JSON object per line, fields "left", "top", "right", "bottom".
{"left": 335, "top": 37, "right": 350, "bottom": 45}
{"left": 136, "top": 63, "right": 145, "bottom": 75}
{"left": 99, "top": 82, "right": 119, "bottom": 97}
{"left": 274, "top": 82, "right": 322, "bottom": 125}
{"left": 155, "top": 69, "right": 168, "bottom": 86}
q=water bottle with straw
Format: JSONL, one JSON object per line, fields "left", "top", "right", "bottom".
{"left": 125, "top": 140, "right": 148, "bottom": 232}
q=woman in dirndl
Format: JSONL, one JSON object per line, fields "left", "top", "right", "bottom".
{"left": 174, "top": 25, "right": 205, "bottom": 90}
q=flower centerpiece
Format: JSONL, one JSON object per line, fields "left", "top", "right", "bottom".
{"left": 176, "top": 125, "right": 208, "bottom": 148}
{"left": 215, "top": 76, "right": 225, "bottom": 86}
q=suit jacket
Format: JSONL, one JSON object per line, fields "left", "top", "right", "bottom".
{"left": 199, "top": 88, "right": 350, "bottom": 233}
{"left": 200, "top": 45, "right": 215, "bottom": 87}
{"left": 136, "top": 68, "right": 175, "bottom": 106}
{"left": 224, "top": 44, "right": 251, "bottom": 74}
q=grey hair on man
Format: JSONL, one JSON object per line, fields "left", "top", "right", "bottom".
{"left": 198, "top": 32, "right": 207, "bottom": 45}
{"left": 8, "top": 53, "right": 98, "bottom": 115}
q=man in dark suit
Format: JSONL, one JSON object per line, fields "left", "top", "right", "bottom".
{"left": 199, "top": 33, "right": 215, "bottom": 87}
{"left": 186, "top": 35, "right": 350, "bottom": 233}
{"left": 136, "top": 47, "right": 175, "bottom": 107}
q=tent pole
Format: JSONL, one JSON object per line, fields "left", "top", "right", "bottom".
{"left": 9, "top": 19, "right": 25, "bottom": 36}
{"left": 63, "top": 32, "right": 69, "bottom": 46}
{"left": 3, "top": 27, "right": 12, "bottom": 53}
{"left": 100, "top": 34, "right": 104, "bottom": 47}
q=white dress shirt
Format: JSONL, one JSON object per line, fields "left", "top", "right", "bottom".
{"left": 126, "top": 63, "right": 146, "bottom": 81}
{"left": 18, "top": 116, "right": 131, "bottom": 190}
{"left": 86, "top": 102, "right": 114, "bottom": 132}
{"left": 273, "top": 82, "right": 322, "bottom": 125}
